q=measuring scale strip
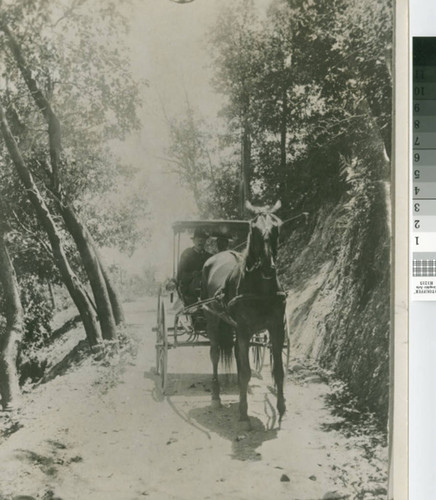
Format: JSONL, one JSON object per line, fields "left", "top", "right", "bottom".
{"left": 412, "top": 40, "right": 436, "bottom": 298}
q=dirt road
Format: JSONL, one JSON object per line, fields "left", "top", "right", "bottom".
{"left": 0, "top": 299, "right": 387, "bottom": 500}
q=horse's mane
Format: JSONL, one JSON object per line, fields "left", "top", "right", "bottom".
{"left": 242, "top": 225, "right": 257, "bottom": 274}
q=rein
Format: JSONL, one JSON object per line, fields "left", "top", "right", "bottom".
{"left": 245, "top": 260, "right": 262, "bottom": 273}
{"left": 227, "top": 291, "right": 287, "bottom": 310}
{"left": 281, "top": 211, "right": 309, "bottom": 226}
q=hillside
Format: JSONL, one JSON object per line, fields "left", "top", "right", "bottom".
{"left": 279, "top": 182, "right": 390, "bottom": 426}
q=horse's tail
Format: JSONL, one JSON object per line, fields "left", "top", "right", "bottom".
{"left": 218, "top": 320, "right": 234, "bottom": 371}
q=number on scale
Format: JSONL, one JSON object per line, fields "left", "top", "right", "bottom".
{"left": 415, "top": 120, "right": 420, "bottom": 129}
{"left": 415, "top": 203, "right": 420, "bottom": 212}
{"left": 414, "top": 170, "right": 421, "bottom": 179}
{"left": 415, "top": 103, "right": 421, "bottom": 113}
{"left": 415, "top": 220, "right": 421, "bottom": 229}
{"left": 414, "top": 86, "right": 425, "bottom": 96}
{"left": 414, "top": 153, "right": 420, "bottom": 162}
{"left": 415, "top": 136, "right": 421, "bottom": 146}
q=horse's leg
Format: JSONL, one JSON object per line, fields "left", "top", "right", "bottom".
{"left": 207, "top": 315, "right": 221, "bottom": 408}
{"left": 234, "top": 338, "right": 240, "bottom": 383}
{"left": 236, "top": 331, "right": 251, "bottom": 423}
{"left": 210, "top": 339, "right": 221, "bottom": 408}
{"left": 269, "top": 311, "right": 286, "bottom": 422}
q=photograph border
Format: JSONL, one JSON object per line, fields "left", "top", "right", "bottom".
{"left": 392, "top": 0, "right": 408, "bottom": 498}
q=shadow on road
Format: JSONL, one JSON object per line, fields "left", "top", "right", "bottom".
{"left": 143, "top": 370, "right": 240, "bottom": 398}
{"left": 189, "top": 402, "right": 278, "bottom": 462}
{"left": 143, "top": 368, "right": 278, "bottom": 461}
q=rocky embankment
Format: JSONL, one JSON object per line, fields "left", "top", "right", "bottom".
{"left": 280, "top": 182, "right": 390, "bottom": 426}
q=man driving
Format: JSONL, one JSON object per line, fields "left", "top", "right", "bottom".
{"left": 177, "top": 227, "right": 212, "bottom": 305}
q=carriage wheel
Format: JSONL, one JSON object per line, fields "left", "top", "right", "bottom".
{"left": 155, "top": 301, "right": 168, "bottom": 392}
{"left": 283, "top": 338, "right": 290, "bottom": 376}
{"left": 155, "top": 289, "right": 162, "bottom": 374}
{"left": 250, "top": 332, "right": 267, "bottom": 373}
{"left": 283, "top": 316, "right": 291, "bottom": 376}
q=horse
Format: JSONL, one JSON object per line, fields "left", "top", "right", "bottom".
{"left": 201, "top": 200, "right": 287, "bottom": 427}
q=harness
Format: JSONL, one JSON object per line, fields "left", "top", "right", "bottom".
{"left": 227, "top": 291, "right": 287, "bottom": 310}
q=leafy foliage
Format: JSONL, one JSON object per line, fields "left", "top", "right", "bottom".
{"left": 81, "top": 176, "right": 151, "bottom": 255}
{"left": 169, "top": 0, "right": 392, "bottom": 219}
{"left": 0, "top": 0, "right": 148, "bottom": 238}
{"left": 167, "top": 103, "right": 241, "bottom": 218}
{"left": 0, "top": 0, "right": 151, "bottom": 352}
{"left": 19, "top": 274, "right": 53, "bottom": 347}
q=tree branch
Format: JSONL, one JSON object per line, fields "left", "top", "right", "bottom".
{"left": 11, "top": 210, "right": 53, "bottom": 259}
{"left": 0, "top": 20, "right": 62, "bottom": 191}
{"left": 51, "top": 0, "right": 87, "bottom": 29}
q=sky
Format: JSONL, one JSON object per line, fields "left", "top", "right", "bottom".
{"left": 109, "top": 0, "right": 267, "bottom": 279}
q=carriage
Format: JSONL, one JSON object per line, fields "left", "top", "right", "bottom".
{"left": 153, "top": 218, "right": 290, "bottom": 395}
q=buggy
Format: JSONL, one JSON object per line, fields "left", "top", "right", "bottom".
{"left": 153, "top": 219, "right": 289, "bottom": 393}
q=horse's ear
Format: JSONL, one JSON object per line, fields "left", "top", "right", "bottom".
{"left": 245, "top": 200, "right": 258, "bottom": 214}
{"left": 270, "top": 200, "right": 281, "bottom": 213}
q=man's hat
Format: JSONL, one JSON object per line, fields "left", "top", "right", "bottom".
{"left": 192, "top": 227, "right": 208, "bottom": 239}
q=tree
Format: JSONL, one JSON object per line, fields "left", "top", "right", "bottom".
{"left": 0, "top": 0, "right": 147, "bottom": 341}
{"left": 0, "top": 102, "right": 102, "bottom": 346}
{"left": 0, "top": 215, "right": 24, "bottom": 410}
{"left": 168, "top": 102, "right": 210, "bottom": 213}
{"left": 205, "top": 0, "right": 392, "bottom": 215}
{"left": 208, "top": 0, "right": 265, "bottom": 216}
{"left": 0, "top": 12, "right": 116, "bottom": 339}
{"left": 167, "top": 102, "right": 240, "bottom": 219}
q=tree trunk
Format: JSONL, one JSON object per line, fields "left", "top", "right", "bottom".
{"left": 102, "top": 271, "right": 125, "bottom": 325}
{"left": 0, "top": 229, "right": 24, "bottom": 411}
{"left": 240, "top": 121, "right": 251, "bottom": 217}
{"left": 279, "top": 88, "right": 288, "bottom": 202}
{"left": 59, "top": 205, "right": 118, "bottom": 340}
{"left": 47, "top": 279, "right": 56, "bottom": 309}
{"left": 92, "top": 246, "right": 125, "bottom": 325}
{"left": 0, "top": 104, "right": 102, "bottom": 347}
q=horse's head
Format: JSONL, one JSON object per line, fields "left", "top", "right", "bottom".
{"left": 245, "top": 200, "right": 282, "bottom": 279}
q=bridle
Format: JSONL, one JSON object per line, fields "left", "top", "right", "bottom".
{"left": 245, "top": 212, "right": 281, "bottom": 278}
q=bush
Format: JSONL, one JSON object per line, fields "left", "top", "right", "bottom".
{"left": 19, "top": 275, "right": 54, "bottom": 348}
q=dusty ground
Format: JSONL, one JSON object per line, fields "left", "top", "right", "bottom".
{"left": 0, "top": 298, "right": 388, "bottom": 500}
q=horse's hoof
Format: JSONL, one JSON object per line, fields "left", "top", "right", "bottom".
{"left": 211, "top": 399, "right": 222, "bottom": 409}
{"left": 238, "top": 418, "right": 252, "bottom": 432}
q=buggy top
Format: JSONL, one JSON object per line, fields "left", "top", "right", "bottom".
{"left": 171, "top": 220, "right": 250, "bottom": 278}
{"left": 172, "top": 220, "right": 249, "bottom": 236}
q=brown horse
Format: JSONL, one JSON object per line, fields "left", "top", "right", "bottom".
{"left": 201, "top": 200, "right": 287, "bottom": 426}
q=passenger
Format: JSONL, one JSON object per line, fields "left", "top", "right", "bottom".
{"left": 216, "top": 235, "right": 229, "bottom": 252}
{"left": 177, "top": 228, "right": 212, "bottom": 305}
